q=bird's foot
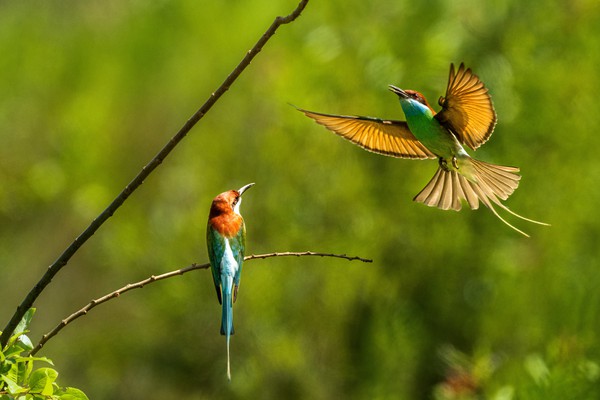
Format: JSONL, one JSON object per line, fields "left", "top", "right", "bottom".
{"left": 439, "top": 157, "right": 449, "bottom": 171}
{"left": 438, "top": 156, "right": 459, "bottom": 171}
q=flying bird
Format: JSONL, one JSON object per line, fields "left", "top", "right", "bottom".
{"left": 206, "top": 182, "right": 254, "bottom": 380}
{"left": 297, "top": 63, "right": 547, "bottom": 236}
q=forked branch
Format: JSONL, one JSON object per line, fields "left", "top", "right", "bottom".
{"left": 29, "top": 251, "right": 371, "bottom": 356}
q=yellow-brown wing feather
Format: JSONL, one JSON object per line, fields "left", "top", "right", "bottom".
{"left": 298, "top": 108, "right": 436, "bottom": 159}
{"left": 435, "top": 63, "right": 497, "bottom": 150}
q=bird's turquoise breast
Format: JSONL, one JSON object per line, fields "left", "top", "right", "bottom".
{"left": 400, "top": 100, "right": 459, "bottom": 157}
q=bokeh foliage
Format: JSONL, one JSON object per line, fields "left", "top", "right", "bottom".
{"left": 1, "top": 0, "right": 599, "bottom": 398}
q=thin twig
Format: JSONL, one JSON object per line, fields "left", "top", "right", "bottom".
{"left": 1, "top": 0, "right": 310, "bottom": 348}
{"left": 29, "top": 251, "right": 371, "bottom": 356}
{"left": 246, "top": 251, "right": 373, "bottom": 263}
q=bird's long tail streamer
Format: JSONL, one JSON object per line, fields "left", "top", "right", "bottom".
{"left": 226, "top": 333, "right": 231, "bottom": 381}
{"left": 221, "top": 276, "right": 235, "bottom": 381}
{"left": 414, "top": 157, "right": 549, "bottom": 236}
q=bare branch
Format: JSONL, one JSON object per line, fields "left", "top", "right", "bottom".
{"left": 1, "top": 0, "right": 310, "bottom": 348}
{"left": 29, "top": 250, "right": 371, "bottom": 356}
{"left": 246, "top": 251, "right": 373, "bottom": 263}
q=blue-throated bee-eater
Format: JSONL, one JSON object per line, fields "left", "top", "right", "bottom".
{"left": 297, "top": 63, "right": 548, "bottom": 236}
{"left": 206, "top": 182, "right": 254, "bottom": 380}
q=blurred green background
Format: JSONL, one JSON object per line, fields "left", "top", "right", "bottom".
{"left": 1, "top": 0, "right": 599, "bottom": 398}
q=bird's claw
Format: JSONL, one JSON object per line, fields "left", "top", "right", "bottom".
{"left": 439, "top": 157, "right": 449, "bottom": 171}
{"left": 439, "top": 156, "right": 459, "bottom": 171}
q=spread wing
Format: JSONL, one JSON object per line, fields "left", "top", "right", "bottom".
{"left": 298, "top": 108, "right": 435, "bottom": 159}
{"left": 435, "top": 63, "right": 497, "bottom": 150}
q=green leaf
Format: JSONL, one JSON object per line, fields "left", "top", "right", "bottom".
{"left": 56, "top": 387, "right": 89, "bottom": 400}
{"left": 29, "top": 367, "right": 58, "bottom": 395}
{"left": 16, "top": 361, "right": 28, "bottom": 388}
{"left": 23, "top": 358, "right": 34, "bottom": 388}
{"left": 5, "top": 361, "right": 21, "bottom": 389}
{"left": 16, "top": 335, "right": 33, "bottom": 351}
{"left": 12, "top": 309, "right": 35, "bottom": 340}
{"left": 0, "top": 358, "right": 10, "bottom": 375}
{"left": 3, "top": 343, "right": 26, "bottom": 359}
{"left": 1, "top": 374, "right": 23, "bottom": 394}
{"left": 14, "top": 356, "right": 53, "bottom": 366}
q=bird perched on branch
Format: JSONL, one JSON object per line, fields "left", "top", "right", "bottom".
{"left": 206, "top": 183, "right": 254, "bottom": 380}
{"left": 297, "top": 63, "right": 548, "bottom": 236}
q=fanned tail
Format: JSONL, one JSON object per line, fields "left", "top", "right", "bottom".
{"left": 414, "top": 157, "right": 549, "bottom": 237}
{"left": 221, "top": 276, "right": 234, "bottom": 381}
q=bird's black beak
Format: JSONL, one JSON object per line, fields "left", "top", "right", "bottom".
{"left": 237, "top": 182, "right": 255, "bottom": 196}
{"left": 388, "top": 85, "right": 409, "bottom": 98}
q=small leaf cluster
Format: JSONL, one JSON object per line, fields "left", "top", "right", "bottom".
{"left": 0, "top": 310, "right": 88, "bottom": 400}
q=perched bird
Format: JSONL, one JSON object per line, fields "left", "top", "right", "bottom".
{"left": 297, "top": 63, "right": 547, "bottom": 236}
{"left": 206, "top": 182, "right": 254, "bottom": 380}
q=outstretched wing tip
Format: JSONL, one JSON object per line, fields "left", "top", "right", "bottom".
{"left": 292, "top": 104, "right": 312, "bottom": 115}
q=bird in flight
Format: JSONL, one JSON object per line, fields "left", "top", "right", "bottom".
{"left": 297, "top": 63, "right": 548, "bottom": 236}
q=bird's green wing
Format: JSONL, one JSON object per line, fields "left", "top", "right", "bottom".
{"left": 230, "top": 222, "right": 246, "bottom": 301}
{"left": 298, "top": 108, "right": 436, "bottom": 159}
{"left": 435, "top": 63, "right": 497, "bottom": 151}
{"left": 207, "top": 224, "right": 226, "bottom": 304}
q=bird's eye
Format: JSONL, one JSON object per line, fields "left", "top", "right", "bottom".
{"left": 232, "top": 197, "right": 239, "bottom": 206}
